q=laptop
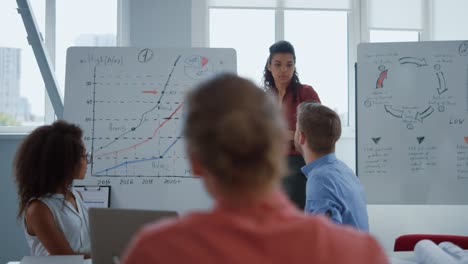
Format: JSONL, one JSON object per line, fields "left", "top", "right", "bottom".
{"left": 20, "top": 255, "right": 84, "bottom": 264}
{"left": 89, "top": 208, "right": 178, "bottom": 264}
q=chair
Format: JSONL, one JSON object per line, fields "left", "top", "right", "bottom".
{"left": 394, "top": 234, "right": 468, "bottom": 251}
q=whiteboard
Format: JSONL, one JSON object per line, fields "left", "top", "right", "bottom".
{"left": 357, "top": 41, "right": 468, "bottom": 204}
{"left": 64, "top": 47, "right": 236, "bottom": 211}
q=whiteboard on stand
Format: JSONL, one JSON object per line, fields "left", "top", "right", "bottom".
{"left": 356, "top": 41, "right": 468, "bottom": 204}
{"left": 64, "top": 47, "right": 236, "bottom": 211}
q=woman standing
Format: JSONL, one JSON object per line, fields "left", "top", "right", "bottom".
{"left": 263, "top": 40, "right": 321, "bottom": 209}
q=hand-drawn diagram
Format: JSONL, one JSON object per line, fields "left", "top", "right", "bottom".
{"left": 63, "top": 47, "right": 236, "bottom": 210}
{"left": 363, "top": 54, "right": 456, "bottom": 130}
{"left": 184, "top": 55, "right": 212, "bottom": 79}
{"left": 357, "top": 41, "right": 468, "bottom": 205}
{"left": 65, "top": 48, "right": 236, "bottom": 179}
{"left": 89, "top": 55, "right": 187, "bottom": 177}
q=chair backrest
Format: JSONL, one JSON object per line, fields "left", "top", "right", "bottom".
{"left": 394, "top": 234, "right": 468, "bottom": 251}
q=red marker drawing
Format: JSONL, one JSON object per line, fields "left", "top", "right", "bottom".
{"left": 142, "top": 90, "right": 158, "bottom": 95}
{"left": 376, "top": 69, "right": 388, "bottom": 89}
{"left": 201, "top": 57, "right": 209, "bottom": 67}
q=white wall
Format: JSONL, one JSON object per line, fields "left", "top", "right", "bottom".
{"left": 0, "top": 136, "right": 29, "bottom": 263}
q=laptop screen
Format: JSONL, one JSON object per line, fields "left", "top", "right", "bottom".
{"left": 89, "top": 208, "right": 178, "bottom": 264}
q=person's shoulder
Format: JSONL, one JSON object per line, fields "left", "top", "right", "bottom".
{"left": 310, "top": 162, "right": 338, "bottom": 182}
{"left": 299, "top": 84, "right": 317, "bottom": 92}
{"left": 26, "top": 199, "right": 51, "bottom": 218}
{"left": 298, "top": 84, "right": 321, "bottom": 102}
{"left": 137, "top": 211, "right": 211, "bottom": 240}
{"left": 315, "top": 221, "right": 388, "bottom": 262}
{"left": 24, "top": 199, "right": 55, "bottom": 235}
{"left": 299, "top": 214, "right": 366, "bottom": 241}
{"left": 339, "top": 229, "right": 387, "bottom": 263}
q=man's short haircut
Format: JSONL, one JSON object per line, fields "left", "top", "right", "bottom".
{"left": 297, "top": 102, "right": 341, "bottom": 154}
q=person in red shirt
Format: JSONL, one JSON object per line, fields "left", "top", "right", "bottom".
{"left": 121, "top": 74, "right": 389, "bottom": 264}
{"left": 263, "top": 40, "right": 321, "bottom": 209}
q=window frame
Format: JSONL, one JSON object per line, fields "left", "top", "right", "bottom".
{"left": 0, "top": 0, "right": 121, "bottom": 135}
{"left": 1, "top": 0, "right": 431, "bottom": 136}
{"left": 195, "top": 0, "right": 431, "bottom": 139}
{"left": 0, "top": 0, "right": 48, "bottom": 134}
{"left": 199, "top": 1, "right": 357, "bottom": 137}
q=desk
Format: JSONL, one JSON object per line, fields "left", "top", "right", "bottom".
{"left": 6, "top": 259, "right": 92, "bottom": 264}
{"left": 388, "top": 250, "right": 468, "bottom": 264}
{"left": 388, "top": 252, "right": 418, "bottom": 264}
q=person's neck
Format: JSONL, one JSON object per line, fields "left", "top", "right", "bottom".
{"left": 303, "top": 149, "right": 330, "bottom": 165}
{"left": 56, "top": 186, "right": 72, "bottom": 197}
{"left": 216, "top": 183, "right": 280, "bottom": 209}
{"left": 276, "top": 83, "right": 289, "bottom": 96}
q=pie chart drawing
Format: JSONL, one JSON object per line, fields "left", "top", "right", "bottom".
{"left": 184, "top": 55, "right": 212, "bottom": 79}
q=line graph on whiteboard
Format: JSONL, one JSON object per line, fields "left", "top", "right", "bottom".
{"left": 66, "top": 49, "right": 234, "bottom": 178}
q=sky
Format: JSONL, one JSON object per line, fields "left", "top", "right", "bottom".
{"left": 0, "top": 0, "right": 116, "bottom": 118}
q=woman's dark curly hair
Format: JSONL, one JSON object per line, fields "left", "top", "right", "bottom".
{"left": 13, "top": 120, "right": 85, "bottom": 219}
{"left": 262, "top": 40, "right": 301, "bottom": 102}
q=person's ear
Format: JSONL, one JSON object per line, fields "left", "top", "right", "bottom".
{"left": 267, "top": 63, "right": 271, "bottom": 72}
{"left": 299, "top": 131, "right": 306, "bottom": 145}
{"left": 188, "top": 153, "right": 204, "bottom": 178}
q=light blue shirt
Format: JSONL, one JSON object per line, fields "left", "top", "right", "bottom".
{"left": 301, "top": 153, "right": 369, "bottom": 231}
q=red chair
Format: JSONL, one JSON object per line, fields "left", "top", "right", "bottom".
{"left": 394, "top": 234, "right": 468, "bottom": 251}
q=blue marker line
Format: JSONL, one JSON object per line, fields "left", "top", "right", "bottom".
{"left": 94, "top": 137, "right": 181, "bottom": 175}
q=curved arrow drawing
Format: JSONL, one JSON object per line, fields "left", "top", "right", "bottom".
{"left": 384, "top": 105, "right": 403, "bottom": 118}
{"left": 436, "top": 72, "right": 447, "bottom": 94}
{"left": 376, "top": 69, "right": 388, "bottom": 89}
{"left": 415, "top": 106, "right": 434, "bottom": 122}
{"left": 399, "top": 57, "right": 428, "bottom": 67}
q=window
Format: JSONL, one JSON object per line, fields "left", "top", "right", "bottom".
{"left": 370, "top": 30, "right": 420, "bottom": 43}
{"left": 209, "top": 8, "right": 275, "bottom": 85}
{"left": 0, "top": 0, "right": 45, "bottom": 126}
{"left": 368, "top": 0, "right": 423, "bottom": 30}
{"left": 367, "top": 0, "right": 423, "bottom": 43}
{"left": 1, "top": 0, "right": 117, "bottom": 130}
{"left": 285, "top": 10, "right": 349, "bottom": 125}
{"left": 209, "top": 7, "right": 350, "bottom": 125}
{"left": 432, "top": 0, "right": 468, "bottom": 40}
{"left": 56, "top": 0, "right": 117, "bottom": 97}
